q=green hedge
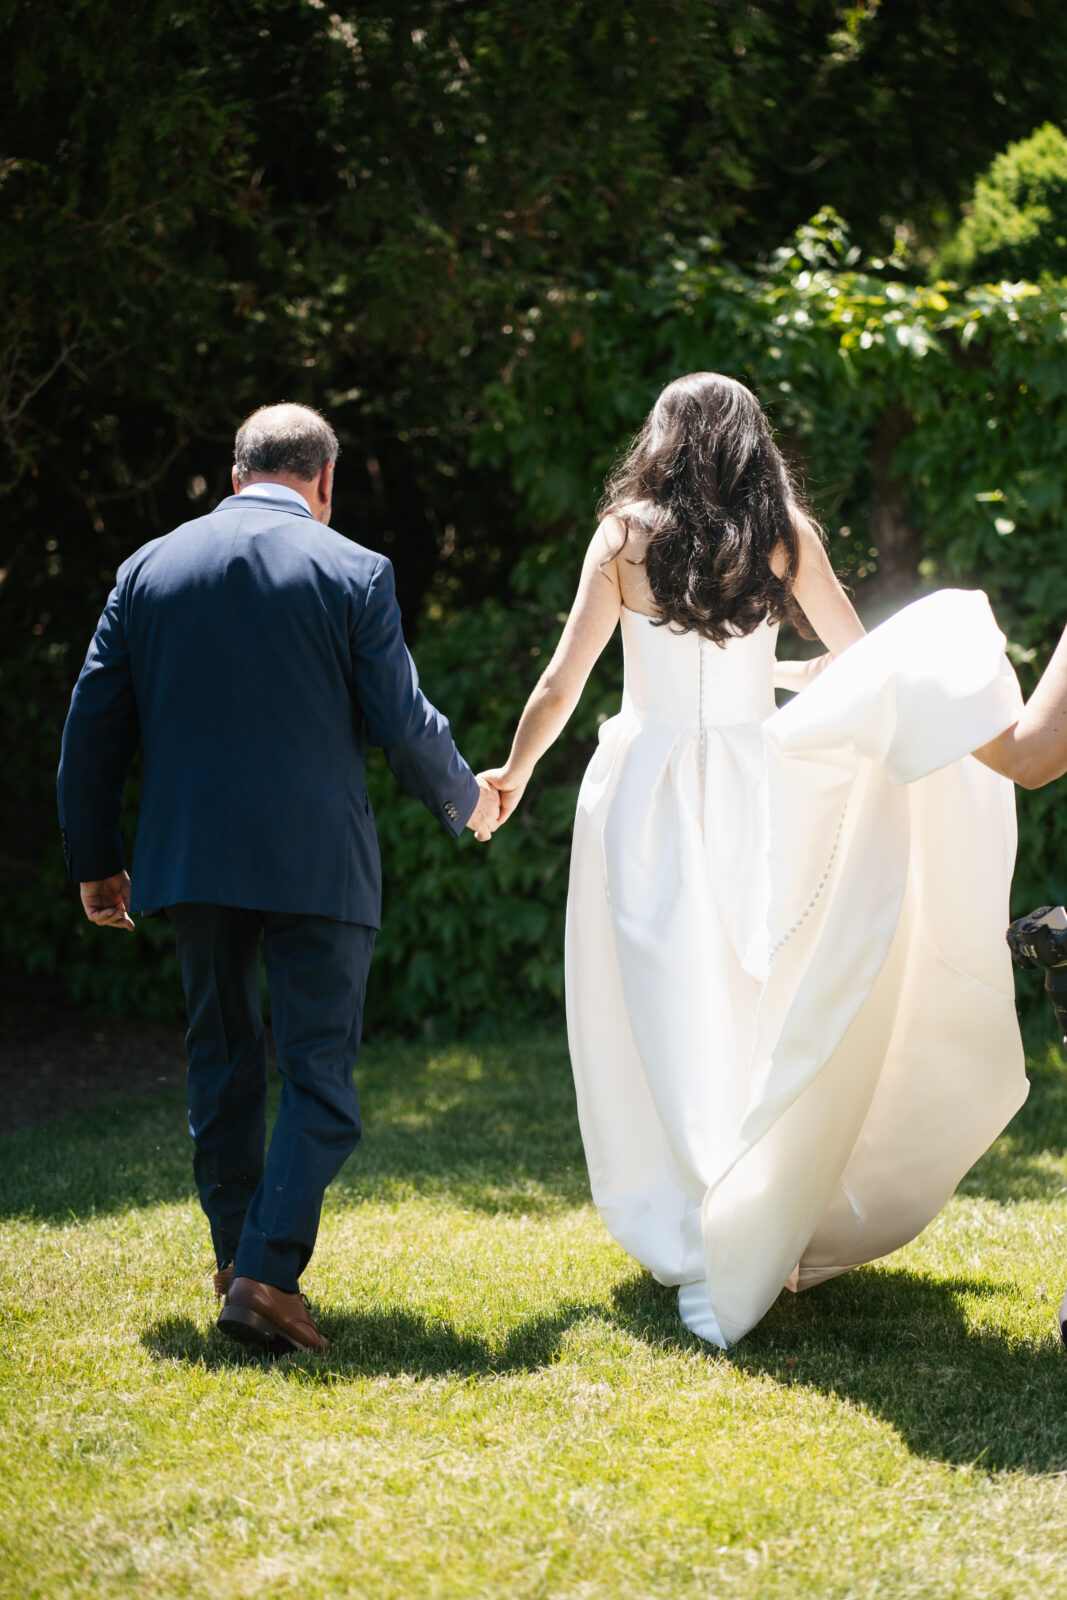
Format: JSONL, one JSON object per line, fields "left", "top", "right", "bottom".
{"left": 371, "top": 216, "right": 1067, "bottom": 1031}
{"left": 470, "top": 212, "right": 1067, "bottom": 903}
{"left": 936, "top": 123, "right": 1067, "bottom": 286}
{"left": 16, "top": 217, "right": 1067, "bottom": 1026}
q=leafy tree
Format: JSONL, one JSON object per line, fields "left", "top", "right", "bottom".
{"left": 6, "top": 1, "right": 1067, "bottom": 1022}
{"left": 14, "top": 220, "right": 1067, "bottom": 1026}
{"left": 935, "top": 123, "right": 1067, "bottom": 284}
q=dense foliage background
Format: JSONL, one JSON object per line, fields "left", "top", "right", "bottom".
{"left": 4, "top": 0, "right": 1067, "bottom": 1028}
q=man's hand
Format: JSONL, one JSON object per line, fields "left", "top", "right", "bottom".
{"left": 478, "top": 765, "right": 530, "bottom": 827}
{"left": 80, "top": 871, "right": 135, "bottom": 931}
{"left": 466, "top": 777, "right": 501, "bottom": 842}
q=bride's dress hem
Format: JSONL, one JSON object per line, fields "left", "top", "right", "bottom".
{"left": 677, "top": 1281, "right": 728, "bottom": 1350}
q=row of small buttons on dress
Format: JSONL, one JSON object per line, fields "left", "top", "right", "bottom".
{"left": 767, "top": 801, "right": 848, "bottom": 960}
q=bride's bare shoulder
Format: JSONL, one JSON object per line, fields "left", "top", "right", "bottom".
{"left": 593, "top": 502, "right": 658, "bottom": 614}
{"left": 597, "top": 501, "right": 652, "bottom": 559}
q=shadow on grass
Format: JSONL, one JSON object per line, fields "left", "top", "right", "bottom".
{"left": 960, "top": 1039, "right": 1067, "bottom": 1202}
{"left": 6, "top": 1031, "right": 1066, "bottom": 1223}
{"left": 0, "top": 1031, "right": 588, "bottom": 1223}
{"left": 17, "top": 1022, "right": 1067, "bottom": 1476}
{"left": 701, "top": 1264, "right": 1067, "bottom": 1476}
{"left": 143, "top": 1265, "right": 1067, "bottom": 1474}
{"left": 142, "top": 1300, "right": 606, "bottom": 1378}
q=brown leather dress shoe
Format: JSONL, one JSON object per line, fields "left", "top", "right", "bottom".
{"left": 213, "top": 1263, "right": 235, "bottom": 1301}
{"left": 217, "top": 1276, "right": 331, "bottom": 1355}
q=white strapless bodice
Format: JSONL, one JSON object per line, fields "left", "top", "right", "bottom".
{"left": 619, "top": 608, "right": 778, "bottom": 729}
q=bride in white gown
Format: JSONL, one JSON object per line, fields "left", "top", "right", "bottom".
{"left": 484, "top": 372, "right": 1028, "bottom": 1348}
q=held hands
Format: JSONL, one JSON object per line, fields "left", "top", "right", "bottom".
{"left": 477, "top": 765, "right": 530, "bottom": 828}
{"left": 80, "top": 870, "right": 135, "bottom": 932}
{"left": 465, "top": 765, "right": 532, "bottom": 841}
{"left": 466, "top": 775, "right": 502, "bottom": 842}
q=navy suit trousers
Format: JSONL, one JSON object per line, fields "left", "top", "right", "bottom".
{"left": 167, "top": 904, "right": 375, "bottom": 1293}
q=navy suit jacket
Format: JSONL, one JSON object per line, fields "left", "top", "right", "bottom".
{"left": 57, "top": 491, "right": 481, "bottom": 927}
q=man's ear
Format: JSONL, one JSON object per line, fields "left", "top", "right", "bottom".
{"left": 231, "top": 468, "right": 241, "bottom": 494}
{"left": 318, "top": 461, "right": 334, "bottom": 513}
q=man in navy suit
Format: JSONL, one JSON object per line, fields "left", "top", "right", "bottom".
{"left": 58, "top": 402, "right": 499, "bottom": 1355}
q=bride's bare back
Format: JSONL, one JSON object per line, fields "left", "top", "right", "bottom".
{"left": 600, "top": 502, "right": 863, "bottom": 645}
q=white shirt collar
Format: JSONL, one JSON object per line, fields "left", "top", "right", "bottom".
{"left": 237, "top": 482, "right": 313, "bottom": 516}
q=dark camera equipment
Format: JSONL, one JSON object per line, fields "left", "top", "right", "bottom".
{"left": 1006, "top": 905, "right": 1067, "bottom": 1041}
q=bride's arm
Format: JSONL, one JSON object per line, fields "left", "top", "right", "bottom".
{"left": 483, "top": 521, "right": 622, "bottom": 822}
{"left": 772, "top": 513, "right": 866, "bottom": 688}
{"left": 971, "top": 619, "right": 1067, "bottom": 789}
{"left": 773, "top": 654, "right": 833, "bottom": 693}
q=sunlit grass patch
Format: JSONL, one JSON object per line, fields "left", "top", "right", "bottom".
{"left": 2, "top": 1026, "right": 1067, "bottom": 1599}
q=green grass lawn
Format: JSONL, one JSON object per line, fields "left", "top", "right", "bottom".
{"left": 3, "top": 1027, "right": 1067, "bottom": 1600}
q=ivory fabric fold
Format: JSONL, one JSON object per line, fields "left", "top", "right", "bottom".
{"left": 565, "top": 590, "right": 1027, "bottom": 1346}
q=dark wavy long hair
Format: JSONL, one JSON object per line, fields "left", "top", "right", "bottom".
{"left": 600, "top": 372, "right": 811, "bottom": 644}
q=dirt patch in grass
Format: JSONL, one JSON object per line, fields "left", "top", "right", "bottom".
{"left": 0, "top": 966, "right": 188, "bottom": 1132}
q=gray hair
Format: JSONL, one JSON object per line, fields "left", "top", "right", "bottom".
{"left": 233, "top": 402, "right": 339, "bottom": 485}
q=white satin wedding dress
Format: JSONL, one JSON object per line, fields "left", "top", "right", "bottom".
{"left": 565, "top": 589, "right": 1028, "bottom": 1347}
